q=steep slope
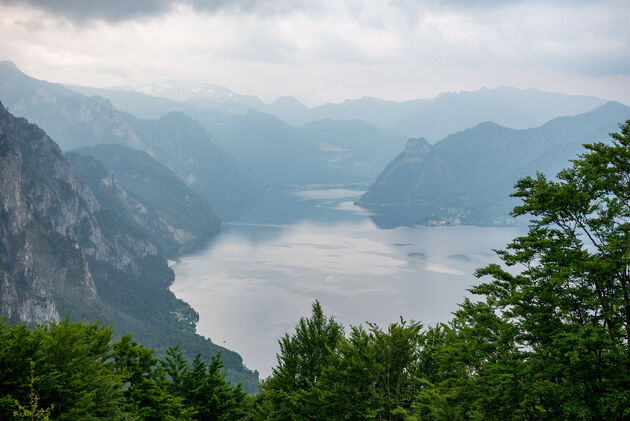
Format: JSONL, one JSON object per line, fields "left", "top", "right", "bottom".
{"left": 121, "top": 111, "right": 251, "bottom": 217}
{"left": 67, "top": 145, "right": 220, "bottom": 257}
{"left": 197, "top": 109, "right": 352, "bottom": 185}
{"left": 359, "top": 102, "right": 630, "bottom": 227}
{"left": 0, "top": 61, "right": 251, "bottom": 219}
{"left": 0, "top": 104, "right": 258, "bottom": 390}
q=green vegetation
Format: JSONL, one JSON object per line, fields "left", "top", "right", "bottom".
{"left": 0, "top": 318, "right": 249, "bottom": 420}
{"left": 2, "top": 121, "right": 629, "bottom": 419}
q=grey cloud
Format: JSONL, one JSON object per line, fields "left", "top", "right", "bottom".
{"left": 2, "top": 0, "right": 613, "bottom": 24}
{"left": 1, "top": 0, "right": 319, "bottom": 23}
{"left": 1, "top": 0, "right": 174, "bottom": 23}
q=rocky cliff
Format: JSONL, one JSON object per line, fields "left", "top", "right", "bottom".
{"left": 0, "top": 101, "right": 164, "bottom": 322}
{"left": 0, "top": 103, "right": 258, "bottom": 390}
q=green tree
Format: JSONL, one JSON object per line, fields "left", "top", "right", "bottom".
{"left": 162, "top": 346, "right": 248, "bottom": 420}
{"left": 415, "top": 121, "right": 630, "bottom": 419}
{"left": 112, "top": 334, "right": 190, "bottom": 420}
{"left": 0, "top": 318, "right": 128, "bottom": 420}
{"left": 316, "top": 319, "right": 425, "bottom": 420}
{"left": 260, "top": 300, "right": 343, "bottom": 419}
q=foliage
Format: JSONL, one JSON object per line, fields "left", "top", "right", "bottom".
{"left": 0, "top": 318, "right": 251, "bottom": 420}
{"left": 13, "top": 361, "right": 54, "bottom": 421}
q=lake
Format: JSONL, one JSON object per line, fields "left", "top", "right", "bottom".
{"left": 170, "top": 188, "right": 523, "bottom": 378}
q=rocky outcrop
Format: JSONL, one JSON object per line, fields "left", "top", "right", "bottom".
{"left": 0, "top": 102, "right": 169, "bottom": 320}
{"left": 0, "top": 103, "right": 259, "bottom": 390}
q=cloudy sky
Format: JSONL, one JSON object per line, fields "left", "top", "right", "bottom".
{"left": 1, "top": 0, "right": 629, "bottom": 105}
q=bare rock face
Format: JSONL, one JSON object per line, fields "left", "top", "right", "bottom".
{"left": 0, "top": 103, "right": 168, "bottom": 323}
{"left": 0, "top": 103, "right": 258, "bottom": 390}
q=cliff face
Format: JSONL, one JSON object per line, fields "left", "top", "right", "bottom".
{"left": 0, "top": 102, "right": 99, "bottom": 322}
{"left": 0, "top": 104, "right": 259, "bottom": 390}
{"left": 0, "top": 102, "right": 169, "bottom": 322}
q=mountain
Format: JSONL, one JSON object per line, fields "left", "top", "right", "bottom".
{"left": 0, "top": 103, "right": 258, "bottom": 390}
{"left": 265, "top": 96, "right": 310, "bottom": 124}
{"left": 0, "top": 61, "right": 251, "bottom": 219}
{"left": 388, "top": 86, "right": 608, "bottom": 141}
{"left": 67, "top": 144, "right": 220, "bottom": 258}
{"left": 64, "top": 84, "right": 405, "bottom": 185}
{"left": 299, "top": 118, "right": 407, "bottom": 179}
{"left": 293, "top": 87, "right": 606, "bottom": 140}
{"left": 295, "top": 96, "right": 425, "bottom": 128}
{"left": 66, "top": 84, "right": 186, "bottom": 119}
{"left": 198, "top": 110, "right": 345, "bottom": 186}
{"left": 120, "top": 111, "right": 251, "bottom": 217}
{"left": 67, "top": 77, "right": 607, "bottom": 149}
{"left": 197, "top": 109, "right": 407, "bottom": 186}
{"left": 358, "top": 101, "right": 630, "bottom": 227}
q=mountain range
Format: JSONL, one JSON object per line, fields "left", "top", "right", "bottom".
{"left": 358, "top": 101, "right": 630, "bottom": 227}
{"left": 75, "top": 80, "right": 606, "bottom": 142}
{"left": 0, "top": 61, "right": 251, "bottom": 219}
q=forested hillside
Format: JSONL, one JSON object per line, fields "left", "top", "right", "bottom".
{"left": 67, "top": 145, "right": 220, "bottom": 258}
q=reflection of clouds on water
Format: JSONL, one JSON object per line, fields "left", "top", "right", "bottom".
{"left": 171, "top": 189, "right": 525, "bottom": 378}
{"left": 334, "top": 201, "right": 377, "bottom": 216}
{"left": 408, "top": 252, "right": 427, "bottom": 259}
{"left": 424, "top": 263, "right": 466, "bottom": 275}
{"left": 252, "top": 223, "right": 406, "bottom": 277}
{"left": 449, "top": 254, "right": 471, "bottom": 262}
{"left": 292, "top": 189, "right": 365, "bottom": 201}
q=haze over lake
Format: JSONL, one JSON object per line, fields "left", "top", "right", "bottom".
{"left": 171, "top": 188, "right": 522, "bottom": 377}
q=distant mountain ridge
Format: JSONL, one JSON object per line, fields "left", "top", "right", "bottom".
{"left": 0, "top": 61, "right": 251, "bottom": 219}
{"left": 359, "top": 101, "right": 630, "bottom": 227}
{"left": 90, "top": 77, "right": 607, "bottom": 141}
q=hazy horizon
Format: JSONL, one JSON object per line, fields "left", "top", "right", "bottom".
{"left": 1, "top": 0, "right": 629, "bottom": 106}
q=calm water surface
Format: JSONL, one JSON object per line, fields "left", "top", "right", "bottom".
{"left": 170, "top": 188, "right": 522, "bottom": 377}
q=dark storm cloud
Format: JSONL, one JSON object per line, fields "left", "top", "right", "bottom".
{"left": 0, "top": 0, "right": 316, "bottom": 23}
{"left": 0, "top": 0, "right": 174, "bottom": 23}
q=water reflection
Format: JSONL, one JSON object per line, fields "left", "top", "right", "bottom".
{"left": 171, "top": 189, "right": 522, "bottom": 377}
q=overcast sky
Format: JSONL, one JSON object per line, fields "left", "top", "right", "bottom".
{"left": 0, "top": 0, "right": 629, "bottom": 106}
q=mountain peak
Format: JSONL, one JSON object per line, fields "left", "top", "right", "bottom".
{"left": 404, "top": 137, "right": 430, "bottom": 154}
{"left": 0, "top": 61, "right": 23, "bottom": 76}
